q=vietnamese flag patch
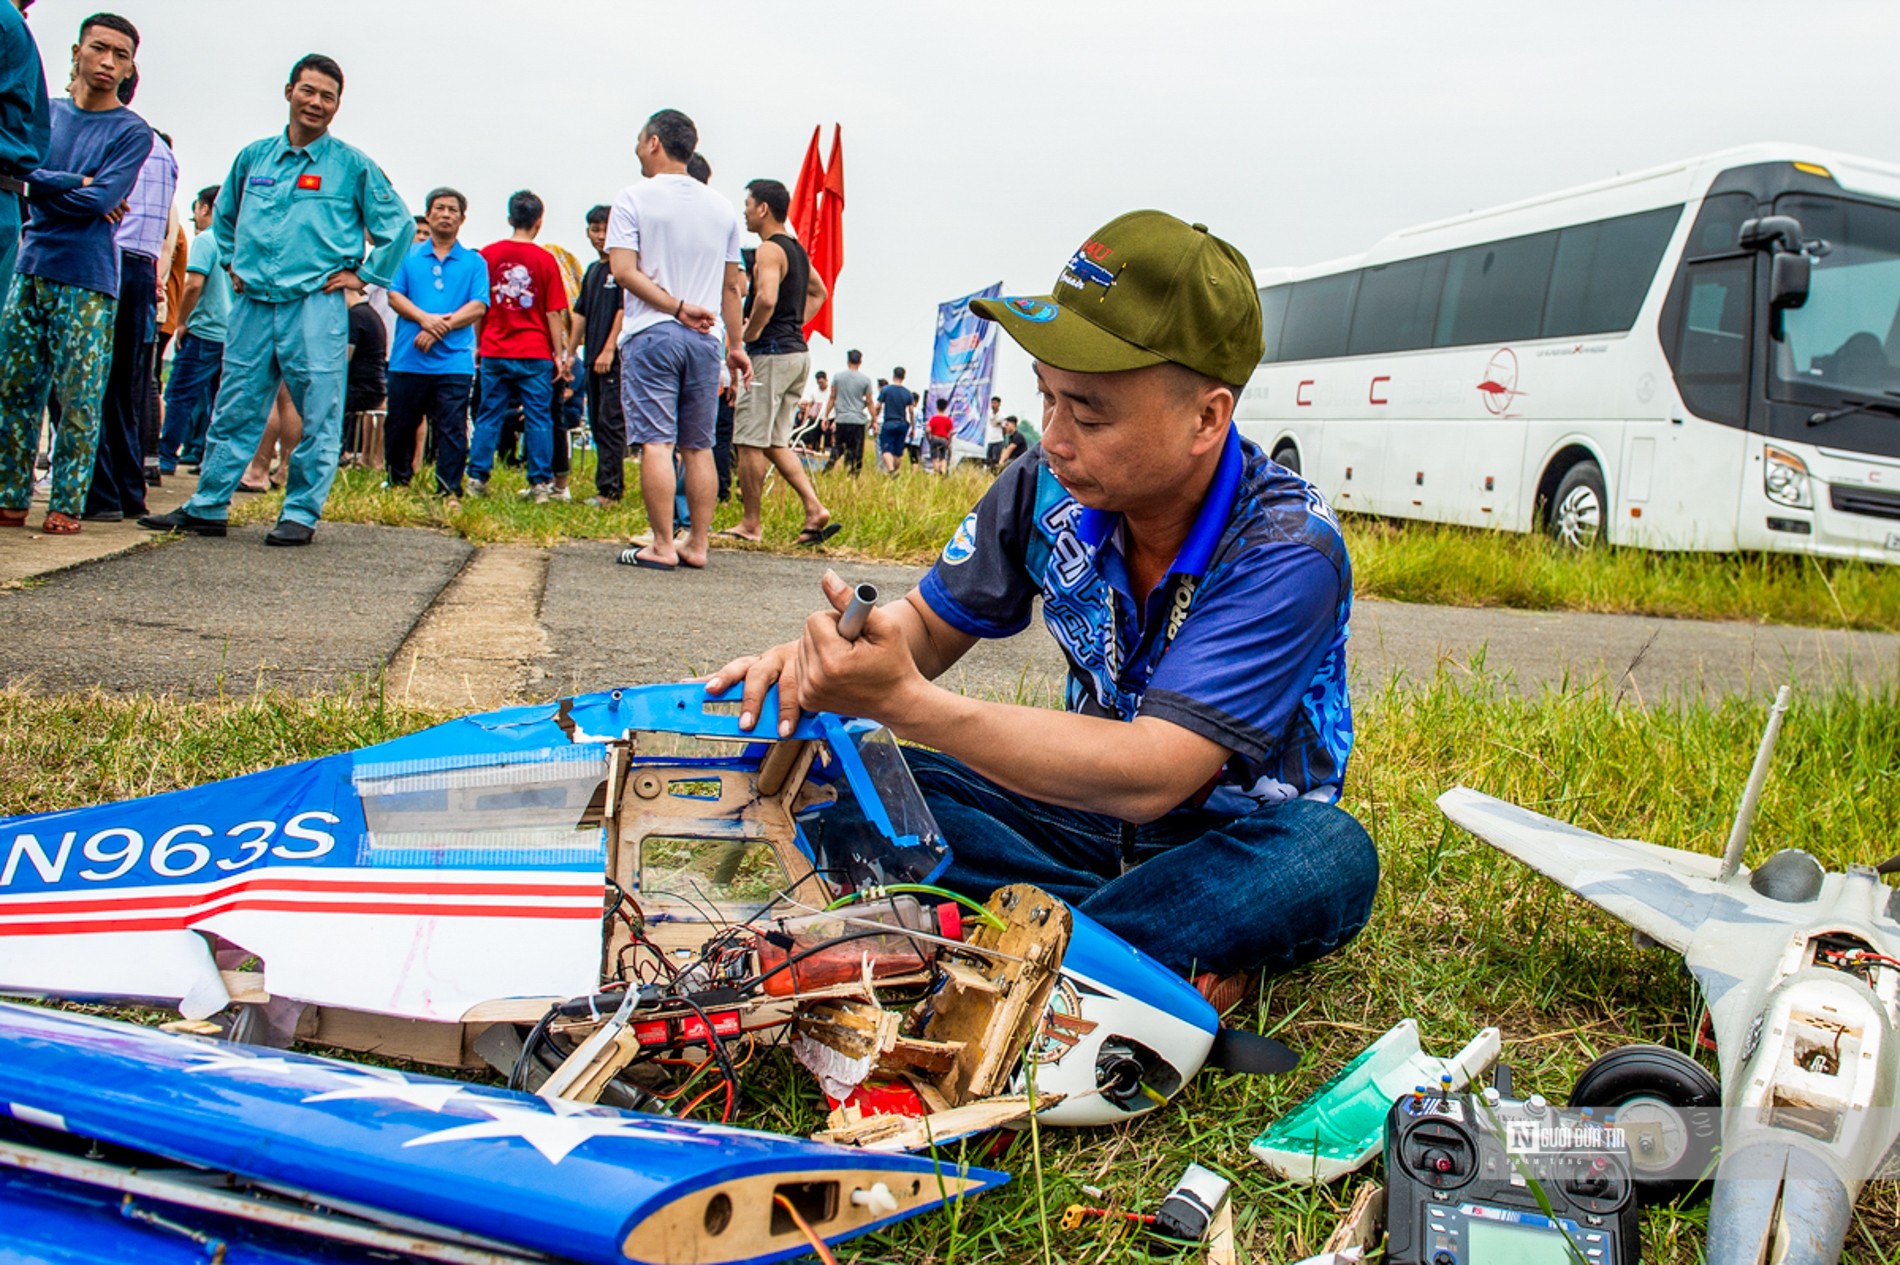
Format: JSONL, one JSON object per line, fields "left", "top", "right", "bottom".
{"left": 296, "top": 173, "right": 323, "bottom": 191}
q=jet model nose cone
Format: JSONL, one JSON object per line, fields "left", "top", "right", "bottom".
{"left": 1705, "top": 1142, "right": 1854, "bottom": 1265}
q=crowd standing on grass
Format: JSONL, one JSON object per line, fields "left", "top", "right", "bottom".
{"left": 0, "top": 10, "right": 1011, "bottom": 556}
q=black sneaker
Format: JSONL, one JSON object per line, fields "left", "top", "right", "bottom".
{"left": 81, "top": 509, "right": 123, "bottom": 522}
{"left": 144, "top": 466, "right": 163, "bottom": 487}
{"left": 264, "top": 519, "right": 315, "bottom": 546}
{"left": 138, "top": 509, "right": 227, "bottom": 536}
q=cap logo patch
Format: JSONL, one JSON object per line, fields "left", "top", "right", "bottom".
{"left": 1005, "top": 297, "right": 1059, "bottom": 323}
{"left": 1058, "top": 247, "right": 1123, "bottom": 300}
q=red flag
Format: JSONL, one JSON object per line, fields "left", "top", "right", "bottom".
{"left": 804, "top": 126, "right": 845, "bottom": 342}
{"left": 788, "top": 125, "right": 823, "bottom": 247}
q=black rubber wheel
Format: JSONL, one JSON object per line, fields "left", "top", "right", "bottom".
{"left": 1569, "top": 1044, "right": 1720, "bottom": 1206}
{"left": 1547, "top": 460, "right": 1607, "bottom": 548}
{"left": 1270, "top": 442, "right": 1301, "bottom": 475}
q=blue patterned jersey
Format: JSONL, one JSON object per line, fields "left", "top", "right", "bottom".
{"left": 919, "top": 429, "right": 1353, "bottom": 813}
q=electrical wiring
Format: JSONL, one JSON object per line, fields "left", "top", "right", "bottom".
{"left": 773, "top": 1194, "right": 841, "bottom": 1265}
{"left": 826, "top": 883, "right": 1007, "bottom": 931}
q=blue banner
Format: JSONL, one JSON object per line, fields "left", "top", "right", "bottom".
{"left": 929, "top": 282, "right": 1003, "bottom": 447}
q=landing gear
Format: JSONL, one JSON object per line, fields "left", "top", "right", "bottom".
{"left": 1569, "top": 1044, "right": 1721, "bottom": 1205}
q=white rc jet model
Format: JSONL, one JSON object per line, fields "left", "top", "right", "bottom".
{"left": 1438, "top": 688, "right": 1900, "bottom": 1265}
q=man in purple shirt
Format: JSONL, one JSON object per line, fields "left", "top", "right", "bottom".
{"left": 0, "top": 12, "right": 149, "bottom": 535}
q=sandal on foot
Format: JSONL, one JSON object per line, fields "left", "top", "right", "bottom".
{"left": 0, "top": 507, "right": 26, "bottom": 528}
{"left": 42, "top": 511, "right": 81, "bottom": 535}
{"left": 616, "top": 545, "right": 677, "bottom": 571}
{"left": 794, "top": 522, "right": 843, "bottom": 546}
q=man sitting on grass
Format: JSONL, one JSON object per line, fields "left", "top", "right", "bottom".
{"left": 706, "top": 211, "right": 1378, "bottom": 1010}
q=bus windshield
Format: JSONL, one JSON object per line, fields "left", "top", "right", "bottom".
{"left": 1773, "top": 195, "right": 1900, "bottom": 405}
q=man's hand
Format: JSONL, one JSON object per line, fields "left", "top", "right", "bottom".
{"left": 727, "top": 344, "right": 753, "bottom": 391}
{"left": 230, "top": 273, "right": 246, "bottom": 295}
{"left": 794, "top": 573, "right": 928, "bottom": 722}
{"left": 553, "top": 357, "right": 572, "bottom": 384}
{"left": 705, "top": 572, "right": 925, "bottom": 737}
{"left": 414, "top": 330, "right": 438, "bottom": 352}
{"left": 104, "top": 200, "right": 128, "bottom": 225}
{"left": 675, "top": 300, "right": 718, "bottom": 334}
{"left": 419, "top": 312, "right": 452, "bottom": 340}
{"left": 322, "top": 269, "right": 366, "bottom": 294}
{"left": 705, "top": 640, "right": 804, "bottom": 738}
{"left": 593, "top": 346, "right": 614, "bottom": 375}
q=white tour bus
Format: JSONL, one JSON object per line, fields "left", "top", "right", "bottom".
{"left": 1236, "top": 144, "right": 1900, "bottom": 560}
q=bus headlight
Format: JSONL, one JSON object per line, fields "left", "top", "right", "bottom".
{"left": 1764, "top": 446, "right": 1813, "bottom": 509}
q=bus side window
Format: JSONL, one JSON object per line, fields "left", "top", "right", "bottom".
{"left": 1259, "top": 285, "right": 1291, "bottom": 364}
{"left": 1675, "top": 257, "right": 1752, "bottom": 426}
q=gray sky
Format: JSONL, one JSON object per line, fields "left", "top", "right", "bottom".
{"left": 24, "top": 0, "right": 1900, "bottom": 411}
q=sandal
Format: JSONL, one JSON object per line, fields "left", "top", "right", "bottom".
{"left": 42, "top": 511, "right": 81, "bottom": 535}
{"left": 0, "top": 507, "right": 26, "bottom": 528}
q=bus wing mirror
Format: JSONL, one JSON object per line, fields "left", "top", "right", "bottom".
{"left": 1769, "top": 250, "right": 1811, "bottom": 311}
{"left": 1738, "top": 215, "right": 1805, "bottom": 254}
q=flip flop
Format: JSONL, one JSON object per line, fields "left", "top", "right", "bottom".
{"left": 236, "top": 479, "right": 269, "bottom": 494}
{"left": 794, "top": 523, "right": 843, "bottom": 546}
{"left": 616, "top": 545, "right": 676, "bottom": 571}
{"left": 713, "top": 528, "right": 760, "bottom": 542}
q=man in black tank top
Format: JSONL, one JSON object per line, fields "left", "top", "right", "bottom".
{"left": 729, "top": 178, "right": 838, "bottom": 546}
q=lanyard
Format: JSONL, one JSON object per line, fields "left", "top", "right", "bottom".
{"left": 1105, "top": 570, "right": 1202, "bottom": 873}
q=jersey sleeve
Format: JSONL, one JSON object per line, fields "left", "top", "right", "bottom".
{"left": 1137, "top": 542, "right": 1343, "bottom": 761}
{"left": 917, "top": 454, "right": 1043, "bottom": 639}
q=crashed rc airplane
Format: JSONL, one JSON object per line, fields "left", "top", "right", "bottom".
{"left": 0, "top": 682, "right": 1284, "bottom": 1146}
{"left": 1439, "top": 688, "right": 1900, "bottom": 1265}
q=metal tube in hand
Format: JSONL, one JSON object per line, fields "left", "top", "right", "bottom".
{"left": 837, "top": 583, "right": 879, "bottom": 642}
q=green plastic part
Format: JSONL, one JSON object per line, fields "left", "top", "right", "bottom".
{"left": 1249, "top": 1019, "right": 1501, "bottom": 1185}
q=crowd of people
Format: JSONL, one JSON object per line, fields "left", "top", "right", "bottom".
{"left": 0, "top": 5, "right": 1381, "bottom": 1017}
{"left": 0, "top": 7, "right": 1009, "bottom": 559}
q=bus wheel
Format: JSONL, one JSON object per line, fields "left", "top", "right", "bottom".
{"left": 1548, "top": 460, "right": 1606, "bottom": 549}
{"left": 1270, "top": 442, "right": 1301, "bottom": 475}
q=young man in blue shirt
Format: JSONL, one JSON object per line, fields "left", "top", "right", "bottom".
{"left": 384, "top": 186, "right": 487, "bottom": 495}
{"left": 156, "top": 185, "right": 230, "bottom": 473}
{"left": 0, "top": 12, "right": 149, "bottom": 535}
{"left": 707, "top": 211, "right": 1378, "bottom": 1011}
{"left": 141, "top": 53, "right": 411, "bottom": 546}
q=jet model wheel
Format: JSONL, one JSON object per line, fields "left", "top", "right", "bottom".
{"left": 1569, "top": 1044, "right": 1721, "bottom": 1206}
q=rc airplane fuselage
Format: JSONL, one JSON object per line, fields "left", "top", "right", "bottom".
{"left": 0, "top": 683, "right": 1243, "bottom": 1133}
{"left": 1438, "top": 786, "right": 1900, "bottom": 1265}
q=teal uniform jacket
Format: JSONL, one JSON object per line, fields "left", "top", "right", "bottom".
{"left": 212, "top": 128, "right": 411, "bottom": 304}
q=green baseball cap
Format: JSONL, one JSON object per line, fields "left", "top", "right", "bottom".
{"left": 971, "top": 210, "right": 1263, "bottom": 387}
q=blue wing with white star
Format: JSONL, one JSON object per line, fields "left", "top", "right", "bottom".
{"left": 0, "top": 1001, "right": 1006, "bottom": 1265}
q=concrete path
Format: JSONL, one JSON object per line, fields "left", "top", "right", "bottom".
{"left": 2, "top": 526, "right": 1893, "bottom": 704}
{"left": 0, "top": 469, "right": 201, "bottom": 587}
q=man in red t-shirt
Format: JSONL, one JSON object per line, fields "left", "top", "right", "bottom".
{"left": 466, "top": 190, "right": 569, "bottom": 501}
{"left": 925, "top": 398, "right": 955, "bottom": 473}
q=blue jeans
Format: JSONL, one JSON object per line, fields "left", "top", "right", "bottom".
{"left": 469, "top": 357, "right": 555, "bottom": 485}
{"left": 187, "top": 291, "right": 348, "bottom": 528}
{"left": 156, "top": 332, "right": 222, "bottom": 469}
{"left": 888, "top": 748, "right": 1379, "bottom": 979}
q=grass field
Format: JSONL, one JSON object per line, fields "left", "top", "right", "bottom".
{"left": 233, "top": 450, "right": 1900, "bottom": 632}
{"left": 4, "top": 675, "right": 1897, "bottom": 1263}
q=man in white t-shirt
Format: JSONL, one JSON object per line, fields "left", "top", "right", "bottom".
{"left": 605, "top": 108, "right": 749, "bottom": 571}
{"left": 982, "top": 395, "right": 1005, "bottom": 466}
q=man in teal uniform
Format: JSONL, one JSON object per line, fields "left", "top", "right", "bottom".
{"left": 0, "top": 0, "right": 51, "bottom": 304}
{"left": 141, "top": 53, "right": 410, "bottom": 546}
